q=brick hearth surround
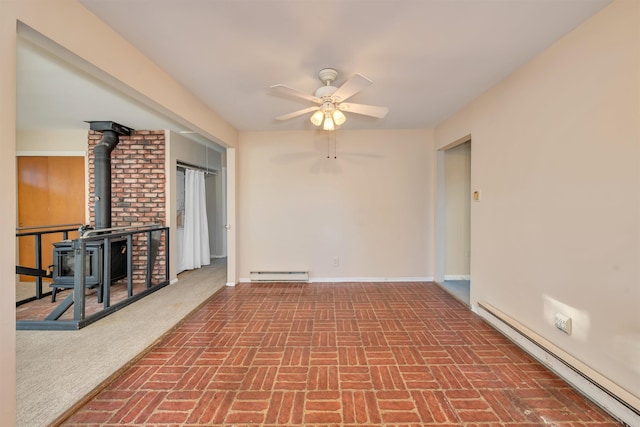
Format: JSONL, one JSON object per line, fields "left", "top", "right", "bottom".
{"left": 87, "top": 130, "right": 167, "bottom": 284}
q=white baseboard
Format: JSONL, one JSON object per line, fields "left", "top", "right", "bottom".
{"left": 477, "top": 302, "right": 639, "bottom": 426}
{"left": 239, "top": 276, "right": 433, "bottom": 283}
{"left": 225, "top": 282, "right": 236, "bottom": 287}
{"left": 311, "top": 276, "right": 433, "bottom": 283}
{"left": 444, "top": 274, "right": 470, "bottom": 281}
{"left": 170, "top": 278, "right": 179, "bottom": 285}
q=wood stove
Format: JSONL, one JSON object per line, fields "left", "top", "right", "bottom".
{"left": 49, "top": 121, "right": 134, "bottom": 302}
{"left": 50, "top": 238, "right": 128, "bottom": 302}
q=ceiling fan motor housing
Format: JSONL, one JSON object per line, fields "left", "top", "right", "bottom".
{"left": 318, "top": 68, "right": 338, "bottom": 85}
{"left": 315, "top": 85, "right": 338, "bottom": 99}
{"left": 321, "top": 100, "right": 335, "bottom": 113}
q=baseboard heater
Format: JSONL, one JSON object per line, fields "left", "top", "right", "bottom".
{"left": 478, "top": 302, "right": 639, "bottom": 425}
{"left": 250, "top": 271, "right": 309, "bottom": 282}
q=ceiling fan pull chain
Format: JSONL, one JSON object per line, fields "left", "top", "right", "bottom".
{"left": 327, "top": 133, "right": 330, "bottom": 159}
{"left": 333, "top": 131, "right": 337, "bottom": 159}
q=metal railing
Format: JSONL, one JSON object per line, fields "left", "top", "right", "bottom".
{"left": 15, "top": 223, "right": 83, "bottom": 305}
{"left": 16, "top": 224, "right": 170, "bottom": 331}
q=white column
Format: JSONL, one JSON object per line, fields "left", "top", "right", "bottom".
{"left": 0, "top": 1, "right": 17, "bottom": 424}
{"left": 225, "top": 147, "right": 237, "bottom": 286}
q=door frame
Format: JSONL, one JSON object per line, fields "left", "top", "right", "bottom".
{"left": 435, "top": 135, "right": 472, "bottom": 295}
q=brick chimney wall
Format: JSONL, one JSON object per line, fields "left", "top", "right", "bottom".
{"left": 87, "top": 130, "right": 167, "bottom": 285}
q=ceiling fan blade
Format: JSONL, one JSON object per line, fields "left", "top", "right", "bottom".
{"left": 270, "top": 84, "right": 322, "bottom": 104}
{"left": 339, "top": 102, "right": 389, "bottom": 119}
{"left": 331, "top": 73, "right": 372, "bottom": 102}
{"left": 275, "top": 106, "right": 320, "bottom": 121}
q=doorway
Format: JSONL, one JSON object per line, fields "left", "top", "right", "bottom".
{"left": 176, "top": 165, "right": 221, "bottom": 274}
{"left": 436, "top": 138, "right": 471, "bottom": 306}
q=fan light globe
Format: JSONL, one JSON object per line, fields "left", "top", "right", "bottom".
{"left": 310, "top": 110, "right": 324, "bottom": 126}
{"left": 323, "top": 115, "right": 335, "bottom": 131}
{"left": 333, "top": 109, "right": 346, "bottom": 126}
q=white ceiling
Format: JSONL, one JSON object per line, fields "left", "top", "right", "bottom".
{"left": 17, "top": 0, "right": 612, "bottom": 138}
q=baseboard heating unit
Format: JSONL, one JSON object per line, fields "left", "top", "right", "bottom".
{"left": 477, "top": 302, "right": 639, "bottom": 426}
{"left": 250, "top": 271, "right": 309, "bottom": 282}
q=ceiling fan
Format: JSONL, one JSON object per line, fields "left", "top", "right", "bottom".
{"left": 271, "top": 68, "right": 389, "bottom": 131}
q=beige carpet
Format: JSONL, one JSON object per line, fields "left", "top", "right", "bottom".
{"left": 16, "top": 259, "right": 227, "bottom": 427}
{"left": 16, "top": 279, "right": 53, "bottom": 303}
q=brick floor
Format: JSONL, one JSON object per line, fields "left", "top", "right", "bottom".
{"left": 62, "top": 282, "right": 622, "bottom": 426}
{"left": 16, "top": 279, "right": 164, "bottom": 321}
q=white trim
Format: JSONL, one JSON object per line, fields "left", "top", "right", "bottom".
{"left": 311, "top": 276, "right": 433, "bottom": 283}
{"left": 434, "top": 149, "right": 446, "bottom": 283}
{"left": 16, "top": 150, "right": 86, "bottom": 156}
{"left": 477, "top": 302, "right": 639, "bottom": 426}
{"left": 225, "top": 281, "right": 236, "bottom": 287}
{"left": 444, "top": 274, "right": 470, "bottom": 281}
{"left": 169, "top": 278, "right": 179, "bottom": 285}
{"left": 239, "top": 276, "right": 433, "bottom": 284}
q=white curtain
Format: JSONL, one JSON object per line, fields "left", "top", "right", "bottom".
{"left": 180, "top": 169, "right": 210, "bottom": 270}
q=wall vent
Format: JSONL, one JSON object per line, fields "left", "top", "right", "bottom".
{"left": 250, "top": 271, "right": 309, "bottom": 282}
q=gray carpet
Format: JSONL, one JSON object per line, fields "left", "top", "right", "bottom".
{"left": 16, "top": 259, "right": 227, "bottom": 427}
{"left": 438, "top": 279, "right": 470, "bottom": 306}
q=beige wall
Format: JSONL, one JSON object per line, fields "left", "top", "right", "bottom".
{"left": 239, "top": 129, "right": 434, "bottom": 281}
{"left": 17, "top": 129, "right": 88, "bottom": 152}
{"left": 435, "top": 0, "right": 639, "bottom": 401}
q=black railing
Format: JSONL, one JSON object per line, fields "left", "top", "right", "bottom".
{"left": 15, "top": 223, "right": 83, "bottom": 305}
{"left": 16, "top": 225, "right": 170, "bottom": 331}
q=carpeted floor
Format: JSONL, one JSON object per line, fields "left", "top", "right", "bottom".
{"left": 60, "top": 280, "right": 620, "bottom": 426}
{"left": 439, "top": 279, "right": 470, "bottom": 306}
{"left": 16, "top": 259, "right": 227, "bottom": 427}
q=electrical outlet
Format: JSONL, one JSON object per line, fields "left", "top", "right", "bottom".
{"left": 333, "top": 257, "right": 339, "bottom": 267}
{"left": 554, "top": 313, "right": 572, "bottom": 335}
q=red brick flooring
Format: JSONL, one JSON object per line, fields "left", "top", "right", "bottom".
{"left": 16, "top": 280, "right": 164, "bottom": 322}
{"left": 62, "top": 282, "right": 621, "bottom": 426}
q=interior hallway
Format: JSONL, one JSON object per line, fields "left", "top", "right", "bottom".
{"left": 60, "top": 280, "right": 620, "bottom": 426}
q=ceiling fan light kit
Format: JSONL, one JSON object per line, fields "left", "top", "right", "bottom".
{"left": 323, "top": 114, "right": 335, "bottom": 131}
{"left": 310, "top": 109, "right": 324, "bottom": 126}
{"left": 332, "top": 109, "right": 346, "bottom": 125}
{"left": 271, "top": 67, "right": 389, "bottom": 131}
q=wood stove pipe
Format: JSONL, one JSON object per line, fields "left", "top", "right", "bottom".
{"left": 87, "top": 121, "right": 134, "bottom": 230}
